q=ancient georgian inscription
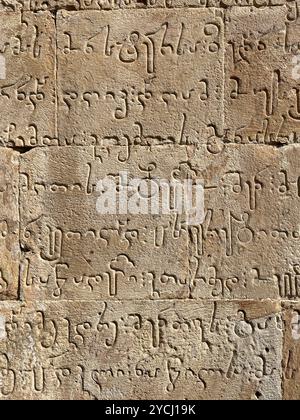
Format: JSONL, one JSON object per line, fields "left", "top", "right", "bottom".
{"left": 0, "top": 300, "right": 282, "bottom": 400}
{"left": 0, "top": 2, "right": 300, "bottom": 400}
{"left": 0, "top": 149, "right": 19, "bottom": 299}
{"left": 20, "top": 146, "right": 190, "bottom": 300}
{"left": 57, "top": 10, "right": 224, "bottom": 146}
{"left": 0, "top": 12, "right": 56, "bottom": 147}
{"left": 188, "top": 144, "right": 300, "bottom": 300}
{"left": 225, "top": 6, "right": 300, "bottom": 145}
{"left": 19, "top": 144, "right": 300, "bottom": 302}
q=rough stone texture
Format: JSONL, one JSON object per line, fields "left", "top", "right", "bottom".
{"left": 0, "top": 150, "right": 19, "bottom": 299}
{"left": 0, "top": 0, "right": 290, "bottom": 12}
{"left": 19, "top": 144, "right": 300, "bottom": 301}
{"left": 0, "top": 12, "right": 56, "bottom": 147}
{"left": 20, "top": 146, "right": 190, "bottom": 300}
{"left": 57, "top": 9, "right": 224, "bottom": 146}
{"left": 282, "top": 302, "right": 300, "bottom": 399}
{"left": 225, "top": 7, "right": 300, "bottom": 144}
{"left": 0, "top": 300, "right": 282, "bottom": 399}
{"left": 0, "top": 2, "right": 300, "bottom": 400}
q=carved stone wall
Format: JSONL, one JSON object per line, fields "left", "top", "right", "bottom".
{"left": 0, "top": 0, "right": 300, "bottom": 400}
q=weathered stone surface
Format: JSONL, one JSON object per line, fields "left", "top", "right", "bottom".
{"left": 19, "top": 144, "right": 300, "bottom": 302}
{"left": 0, "top": 0, "right": 289, "bottom": 12}
{"left": 0, "top": 300, "right": 282, "bottom": 400}
{"left": 0, "top": 2, "right": 300, "bottom": 400}
{"left": 224, "top": 6, "right": 300, "bottom": 145}
{"left": 20, "top": 146, "right": 190, "bottom": 300}
{"left": 282, "top": 302, "right": 300, "bottom": 399}
{"left": 188, "top": 144, "right": 300, "bottom": 300}
{"left": 0, "top": 12, "right": 56, "bottom": 147}
{"left": 0, "top": 149, "right": 19, "bottom": 299}
{"left": 57, "top": 9, "right": 224, "bottom": 146}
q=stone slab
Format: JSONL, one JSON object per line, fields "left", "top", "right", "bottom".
{"left": 0, "top": 300, "right": 282, "bottom": 400}
{"left": 224, "top": 6, "right": 300, "bottom": 145}
{"left": 0, "top": 149, "right": 19, "bottom": 300}
{"left": 20, "top": 144, "right": 300, "bottom": 301}
{"left": 0, "top": 12, "right": 56, "bottom": 147}
{"left": 57, "top": 9, "right": 224, "bottom": 146}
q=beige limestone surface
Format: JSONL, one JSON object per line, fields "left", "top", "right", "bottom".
{"left": 0, "top": 2, "right": 300, "bottom": 400}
